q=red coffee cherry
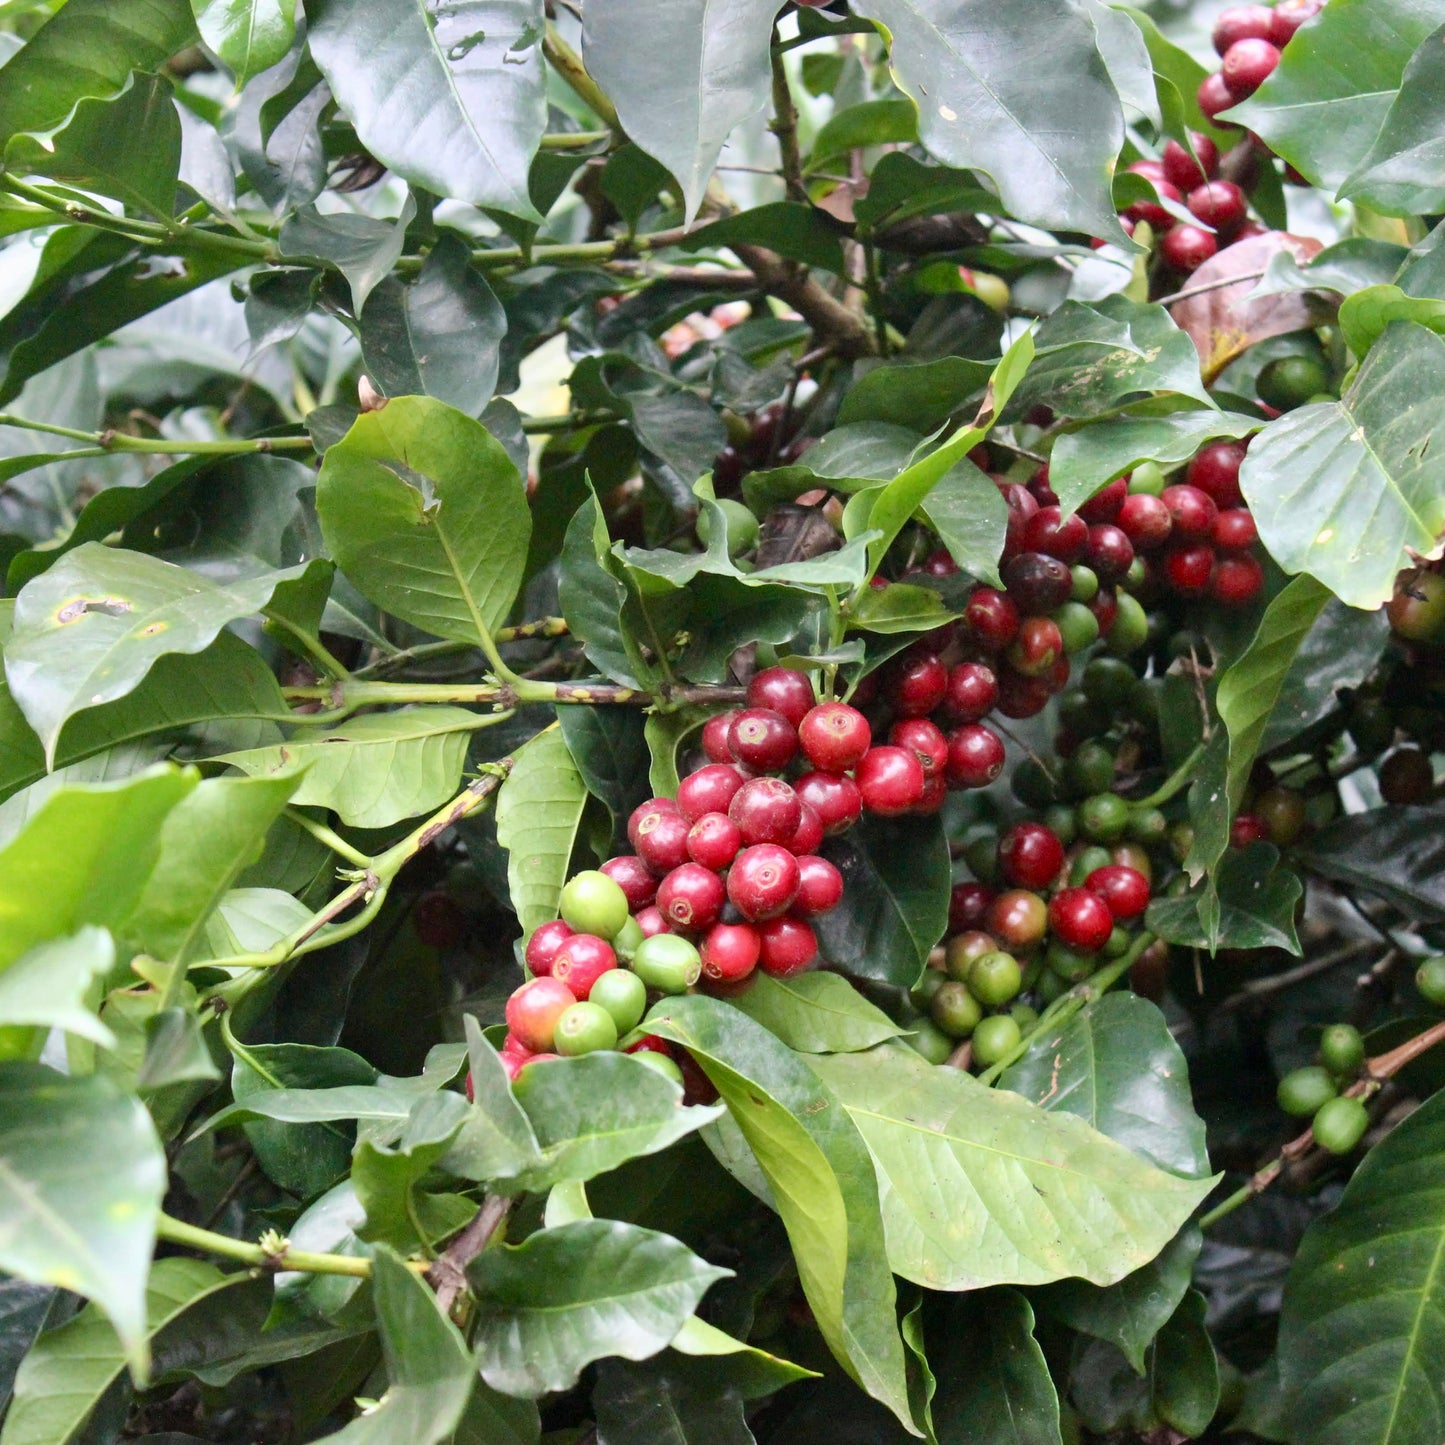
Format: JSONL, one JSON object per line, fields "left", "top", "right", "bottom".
{"left": 1000, "top": 482, "right": 1040, "bottom": 556}
{"left": 1048, "top": 887, "right": 1116, "bottom": 952}
{"left": 1211, "top": 553, "right": 1265, "bottom": 605}
{"left": 727, "top": 844, "right": 802, "bottom": 921}
{"left": 1212, "top": 4, "right": 1275, "bottom": 54}
{"left": 786, "top": 803, "right": 825, "bottom": 856}
{"left": 1085, "top": 524, "right": 1135, "bottom": 585}
{"left": 700, "top": 921, "right": 762, "bottom": 982}
{"left": 677, "top": 762, "right": 747, "bottom": 823}
{"left": 1164, "top": 543, "right": 1216, "bottom": 597}
{"left": 964, "top": 586, "right": 1021, "bottom": 651}
{"left": 600, "top": 855, "right": 658, "bottom": 910}
{"left": 657, "top": 863, "right": 727, "bottom": 931}
{"left": 758, "top": 917, "right": 819, "bottom": 977}
{"left": 855, "top": 745, "right": 926, "bottom": 816}
{"left": 730, "top": 777, "right": 804, "bottom": 846}
{"left": 1023, "top": 505, "right": 1090, "bottom": 563}
{"left": 525, "top": 918, "right": 574, "bottom": 976}
{"left": 1186, "top": 440, "right": 1248, "bottom": 506}
{"left": 943, "top": 662, "right": 998, "bottom": 723}
{"left": 996, "top": 667, "right": 1053, "bottom": 719}
{"left": 628, "top": 797, "right": 679, "bottom": 848}
{"left": 793, "top": 855, "right": 844, "bottom": 916}
{"left": 1160, "top": 223, "right": 1218, "bottom": 272}
{"left": 886, "top": 653, "right": 949, "bottom": 718}
{"left": 1117, "top": 493, "right": 1174, "bottom": 550}
{"left": 746, "top": 666, "right": 815, "bottom": 727}
{"left": 505, "top": 976, "right": 577, "bottom": 1052}
{"left": 1230, "top": 813, "right": 1271, "bottom": 848}
{"left": 949, "top": 881, "right": 996, "bottom": 932}
{"left": 794, "top": 770, "right": 863, "bottom": 835}
{"left": 988, "top": 889, "right": 1048, "bottom": 950}
{"left": 634, "top": 806, "right": 692, "bottom": 874}
{"left": 1085, "top": 865, "right": 1151, "bottom": 921}
{"left": 635, "top": 905, "right": 668, "bottom": 938}
{"left": 1123, "top": 177, "right": 1183, "bottom": 232}
{"left": 890, "top": 717, "right": 950, "bottom": 779}
{"left": 1269, "top": 0, "right": 1323, "bottom": 45}
{"left": 728, "top": 708, "right": 799, "bottom": 772}
{"left": 1008, "top": 617, "right": 1064, "bottom": 678}
{"left": 1186, "top": 179, "right": 1247, "bottom": 233}
{"left": 798, "top": 702, "right": 872, "bottom": 773}
{"left": 1162, "top": 133, "right": 1221, "bottom": 191}
{"left": 701, "top": 713, "right": 738, "bottom": 763}
{"left": 1221, "top": 37, "right": 1280, "bottom": 100}
{"left": 998, "top": 822, "right": 1066, "bottom": 890}
{"left": 687, "top": 812, "right": 743, "bottom": 871}
{"left": 1079, "top": 477, "right": 1129, "bottom": 524}
{"left": 1161, "top": 484, "right": 1219, "bottom": 540}
{"left": 1212, "top": 507, "right": 1258, "bottom": 551}
{"left": 551, "top": 933, "right": 617, "bottom": 999}
{"left": 1002, "top": 552, "right": 1074, "bottom": 616}
{"left": 945, "top": 723, "right": 1006, "bottom": 789}
{"left": 1197, "top": 70, "right": 1240, "bottom": 124}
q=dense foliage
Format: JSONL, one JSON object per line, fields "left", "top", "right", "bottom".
{"left": 3, "top": 0, "right": 1445, "bottom": 1441}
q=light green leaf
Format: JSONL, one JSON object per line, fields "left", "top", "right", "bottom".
{"left": 0, "top": 927, "right": 115, "bottom": 1048}
{"left": 193, "top": 0, "right": 295, "bottom": 85}
{"left": 1338, "top": 283, "right": 1445, "bottom": 358}
{"left": 352, "top": 1093, "right": 470, "bottom": 1251}
{"left": 443, "top": 1017, "right": 542, "bottom": 1183}
{"left": 726, "top": 970, "right": 907, "bottom": 1054}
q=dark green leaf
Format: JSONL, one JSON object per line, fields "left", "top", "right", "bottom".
{"left": 725, "top": 971, "right": 906, "bottom": 1054}
{"left": 352, "top": 1094, "right": 470, "bottom": 1251}
{"left": 810, "top": 99, "right": 919, "bottom": 168}
{"left": 279, "top": 201, "right": 414, "bottom": 316}
{"left": 1295, "top": 804, "right": 1445, "bottom": 922}
{"left": 306, "top": 0, "right": 547, "bottom": 220}
{"left": 683, "top": 203, "right": 847, "bottom": 274}
{"left": 594, "top": 1356, "right": 754, "bottom": 1445}
{"left": 557, "top": 706, "right": 650, "bottom": 852}
{"left": 837, "top": 358, "right": 991, "bottom": 434}
{"left": 1147, "top": 842, "right": 1303, "bottom": 954}
{"left": 0, "top": 1279, "right": 57, "bottom": 1416}
{"left": 1251, "top": 237, "right": 1411, "bottom": 302}
{"left": 854, "top": 151, "right": 1000, "bottom": 231}
{"left": 1150, "top": 1289, "right": 1219, "bottom": 1437}
{"left": 815, "top": 814, "right": 951, "bottom": 988}
{"left": 1001, "top": 993, "right": 1210, "bottom": 1179}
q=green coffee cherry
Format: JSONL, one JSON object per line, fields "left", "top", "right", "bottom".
{"left": 912, "top": 968, "right": 947, "bottom": 1008}
{"left": 1107, "top": 592, "right": 1150, "bottom": 655}
{"left": 1313, "top": 1095, "right": 1369, "bottom": 1155}
{"left": 967, "top": 950, "right": 1023, "bottom": 1008}
{"left": 1078, "top": 792, "right": 1130, "bottom": 843}
{"left": 1128, "top": 461, "right": 1166, "bottom": 496}
{"left": 1081, "top": 657, "right": 1138, "bottom": 710}
{"left": 1319, "top": 1023, "right": 1365, "bottom": 1077}
{"left": 631, "top": 934, "right": 702, "bottom": 993}
{"left": 554, "top": 1001, "right": 619, "bottom": 1056}
{"left": 613, "top": 915, "right": 645, "bottom": 962}
{"left": 909, "top": 1017, "right": 956, "bottom": 1065}
{"left": 971, "top": 1014, "right": 1022, "bottom": 1067}
{"left": 1053, "top": 601, "right": 1100, "bottom": 654}
{"left": 1416, "top": 957, "right": 1445, "bottom": 1008}
{"left": 1069, "top": 845, "right": 1113, "bottom": 887}
{"left": 1258, "top": 353, "right": 1330, "bottom": 411}
{"left": 1277, "top": 1065, "right": 1337, "bottom": 1118}
{"left": 1010, "top": 1002, "right": 1040, "bottom": 1032}
{"left": 698, "top": 498, "right": 761, "bottom": 557}
{"left": 931, "top": 981, "right": 983, "bottom": 1039}
{"left": 1036, "top": 968, "right": 1069, "bottom": 1004}
{"left": 1127, "top": 807, "right": 1169, "bottom": 846}
{"left": 1043, "top": 803, "right": 1078, "bottom": 846}
{"left": 559, "top": 870, "right": 630, "bottom": 940}
{"left": 633, "top": 1050, "right": 686, "bottom": 1087}
{"left": 590, "top": 968, "right": 647, "bottom": 1034}
{"left": 1047, "top": 940, "right": 1097, "bottom": 983}
{"left": 1068, "top": 740, "right": 1116, "bottom": 798}
{"left": 1070, "top": 564, "right": 1100, "bottom": 602}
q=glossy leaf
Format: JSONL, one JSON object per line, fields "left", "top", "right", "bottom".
{"left": 314, "top": 397, "right": 531, "bottom": 647}
{"left": 1240, "top": 321, "right": 1445, "bottom": 608}
{"left": 193, "top": 0, "right": 294, "bottom": 84}
{"left": 0, "top": 927, "right": 116, "bottom": 1048}
{"left": 1338, "top": 283, "right": 1445, "bottom": 358}
{"left": 557, "top": 706, "right": 650, "bottom": 852}
{"left": 0, "top": 1064, "right": 166, "bottom": 1369}
{"left": 443, "top": 1017, "right": 542, "bottom": 1184}
{"left": 1147, "top": 842, "right": 1303, "bottom": 954}
{"left": 279, "top": 201, "right": 415, "bottom": 316}
{"left": 306, "top": 0, "right": 547, "bottom": 220}
{"left": 1278, "top": 1085, "right": 1445, "bottom": 1444}
{"left": 592, "top": 1356, "right": 754, "bottom": 1445}
{"left": 1151, "top": 1289, "right": 1219, "bottom": 1437}
{"left": 815, "top": 814, "right": 951, "bottom": 988}
{"left": 4, "top": 543, "right": 317, "bottom": 765}
{"left": 725, "top": 971, "right": 906, "bottom": 1055}
{"left": 810, "top": 1046, "right": 1215, "bottom": 1291}
{"left": 558, "top": 491, "right": 654, "bottom": 691}
{"left": 352, "top": 1094, "right": 470, "bottom": 1251}
{"left": 1001, "top": 993, "right": 1210, "bottom": 1179}
{"left": 645, "top": 996, "right": 915, "bottom": 1432}
{"left": 1295, "top": 805, "right": 1445, "bottom": 922}
{"left": 850, "top": 0, "right": 1125, "bottom": 240}
{"left": 919, "top": 460, "right": 1009, "bottom": 587}
{"left": 469, "top": 1219, "right": 730, "bottom": 1397}
{"left": 582, "top": 0, "right": 779, "bottom": 220}
{"left": 0, "top": 1280, "right": 56, "bottom": 1418}
{"left": 217, "top": 708, "right": 481, "bottom": 829}
{"left": 494, "top": 727, "right": 588, "bottom": 935}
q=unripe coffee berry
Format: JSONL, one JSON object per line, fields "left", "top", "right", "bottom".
{"left": 971, "top": 1014, "right": 1023, "bottom": 1067}
{"left": 554, "top": 1000, "right": 618, "bottom": 1056}
{"left": 1278, "top": 1064, "right": 1337, "bottom": 1117}
{"left": 1313, "top": 1095, "right": 1368, "bottom": 1155}
{"left": 560, "top": 870, "right": 631, "bottom": 940}
{"left": 1319, "top": 1023, "right": 1365, "bottom": 1077}
{"left": 931, "top": 980, "right": 982, "bottom": 1038}
{"left": 631, "top": 933, "right": 702, "bottom": 993}
{"left": 589, "top": 967, "right": 647, "bottom": 1034}
{"left": 505, "top": 977, "right": 577, "bottom": 1052}
{"left": 968, "top": 950, "right": 1023, "bottom": 1007}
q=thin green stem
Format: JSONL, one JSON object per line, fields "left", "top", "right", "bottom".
{"left": 284, "top": 809, "right": 372, "bottom": 869}
{"left": 518, "top": 409, "right": 617, "bottom": 434}
{"left": 0, "top": 412, "right": 314, "bottom": 457}
{"left": 542, "top": 22, "right": 621, "bottom": 131}
{"left": 353, "top": 620, "right": 570, "bottom": 680}
{"left": 263, "top": 610, "right": 351, "bottom": 682}
{"left": 538, "top": 130, "right": 612, "bottom": 151}
{"left": 1132, "top": 742, "right": 1206, "bottom": 811}
{"left": 156, "top": 1213, "right": 426, "bottom": 1279}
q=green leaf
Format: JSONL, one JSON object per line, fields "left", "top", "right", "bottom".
{"left": 217, "top": 707, "right": 482, "bottom": 830}
{"left": 848, "top": 581, "right": 961, "bottom": 636}
{"left": 725, "top": 971, "right": 906, "bottom": 1054}
{"left": 1279, "top": 1085, "right": 1445, "bottom": 1444}
{"left": 918, "top": 460, "right": 1010, "bottom": 587}
{"left": 581, "top": 0, "right": 779, "bottom": 220}
{"left": 592, "top": 1356, "right": 754, "bottom": 1445}
{"left": 557, "top": 706, "right": 649, "bottom": 853}
{"left": 494, "top": 727, "right": 588, "bottom": 935}
{"left": 122, "top": 773, "right": 296, "bottom": 965}
{"left": 682, "top": 203, "right": 848, "bottom": 274}
{"left": 558, "top": 491, "right": 653, "bottom": 691}
{"left": 1147, "top": 843, "right": 1303, "bottom": 954}
{"left": 1049, "top": 411, "right": 1259, "bottom": 518}
{"left": 306, "top": 0, "right": 546, "bottom": 221}
{"left": 0, "top": 927, "right": 117, "bottom": 1048}
{"left": 836, "top": 358, "right": 991, "bottom": 435}
{"left": 469, "top": 1219, "right": 730, "bottom": 1397}
{"left": 1035, "top": 1225, "right": 1202, "bottom": 1374}
{"left": 443, "top": 1017, "right": 542, "bottom": 1184}
{"left": 1084, "top": 0, "right": 1158, "bottom": 125}
{"left": 849, "top": 0, "right": 1125, "bottom": 241}
{"left": 1006, "top": 296, "right": 1213, "bottom": 422}
{"left": 503, "top": 1053, "right": 723, "bottom": 1192}
{"left": 1295, "top": 804, "right": 1445, "bottom": 922}
{"left": 314, "top": 396, "right": 531, "bottom": 648}
{"left": 1116, "top": 6, "right": 1231, "bottom": 145}
{"left": 815, "top": 814, "right": 951, "bottom": 988}
{"left": 352, "top": 1094, "right": 470, "bottom": 1251}
{"left": 923, "top": 1288, "right": 1062, "bottom": 1445}
{"left": 4, "top": 543, "right": 319, "bottom": 765}
{"left": 0, "top": 0, "right": 196, "bottom": 143}
{"left": 193, "top": 0, "right": 295, "bottom": 84}
{"left": 1240, "top": 322, "right": 1445, "bottom": 609}
{"left": 0, "top": 1258, "right": 245, "bottom": 1445}
{"left": 279, "top": 200, "right": 415, "bottom": 316}
{"left": 1150, "top": 1289, "right": 1219, "bottom": 1437}
{"left": 1338, "top": 283, "right": 1445, "bottom": 358}
{"left": 810, "top": 99, "right": 920, "bottom": 169}
{"left": 810, "top": 1046, "right": 1216, "bottom": 1292}
{"left": 315, "top": 1245, "right": 475, "bottom": 1445}
{"left": 1001, "top": 993, "right": 1210, "bottom": 1179}
{"left": 0, "top": 1064, "right": 166, "bottom": 1371}
{"left": 361, "top": 235, "right": 507, "bottom": 415}
{"left": 645, "top": 996, "right": 914, "bottom": 1432}
{"left": 1227, "top": 0, "right": 1445, "bottom": 194}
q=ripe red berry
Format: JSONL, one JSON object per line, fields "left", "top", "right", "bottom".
{"left": 855, "top": 745, "right": 926, "bottom": 816}
{"left": 677, "top": 762, "right": 746, "bottom": 823}
{"left": 551, "top": 933, "right": 617, "bottom": 998}
{"left": 1117, "top": 493, "right": 1173, "bottom": 550}
{"left": 794, "top": 855, "right": 844, "bottom": 916}
{"left": 794, "top": 770, "right": 863, "bottom": 835}
{"left": 946, "top": 723, "right": 1006, "bottom": 789}
{"left": 1008, "top": 617, "right": 1064, "bottom": 678}
{"left": 1212, "top": 4, "right": 1275, "bottom": 55}
{"left": 729, "top": 707, "right": 799, "bottom": 772}
{"left": 1161, "top": 484, "right": 1219, "bottom": 540}
{"left": 1186, "top": 180, "right": 1247, "bottom": 234}
{"left": 701, "top": 713, "right": 738, "bottom": 763}
{"left": 1212, "top": 507, "right": 1258, "bottom": 551}
{"left": 1162, "top": 134, "right": 1221, "bottom": 192}
{"left": 1000, "top": 482, "right": 1040, "bottom": 556}
{"left": 964, "top": 587, "right": 1021, "bottom": 651}
{"left": 758, "top": 917, "right": 819, "bottom": 977}
{"left": 728, "top": 844, "right": 801, "bottom": 921}
{"left": 1023, "top": 506, "right": 1090, "bottom": 563}
{"left": 944, "top": 662, "right": 999, "bottom": 723}
{"left": 1221, "top": 37, "right": 1280, "bottom": 99}
{"left": 1231, "top": 813, "right": 1271, "bottom": 848}
{"left": 525, "top": 918, "right": 574, "bottom": 976}
{"left": 1126, "top": 158, "right": 1169, "bottom": 188}
{"left": 1187, "top": 440, "right": 1248, "bottom": 506}
{"left": 730, "top": 776, "right": 804, "bottom": 846}
{"left": 1123, "top": 177, "right": 1183, "bottom": 232}
{"left": 635, "top": 905, "right": 667, "bottom": 938}
{"left": 634, "top": 806, "right": 692, "bottom": 874}
{"left": 1161, "top": 223, "right": 1218, "bottom": 272}
{"left": 600, "top": 855, "right": 658, "bottom": 910}
{"left": 505, "top": 976, "right": 577, "bottom": 1052}
{"left": 1269, "top": 0, "right": 1323, "bottom": 46}
{"left": 1085, "top": 865, "right": 1151, "bottom": 920}
{"left": 886, "top": 653, "right": 948, "bottom": 718}
{"left": 1090, "top": 587, "right": 1120, "bottom": 637}
{"left": 1211, "top": 552, "right": 1265, "bottom": 605}
{"left": 1079, "top": 477, "right": 1128, "bottom": 524}
{"left": 988, "top": 889, "right": 1048, "bottom": 950}
{"left": 1197, "top": 70, "right": 1240, "bottom": 124}
{"left": 786, "top": 803, "right": 825, "bottom": 856}
{"left": 890, "top": 717, "right": 950, "bottom": 779}
{"left": 798, "top": 702, "right": 872, "bottom": 773}
{"left": 1164, "top": 543, "right": 1216, "bottom": 597}
{"left": 949, "top": 881, "right": 995, "bottom": 932}
{"left": 687, "top": 812, "right": 743, "bottom": 870}
{"left": 700, "top": 921, "right": 761, "bottom": 982}
{"left": 747, "top": 666, "right": 815, "bottom": 727}
{"left": 998, "top": 822, "right": 1066, "bottom": 890}
{"left": 1048, "top": 887, "right": 1115, "bottom": 952}
{"left": 996, "top": 667, "right": 1053, "bottom": 719}
{"left": 657, "top": 863, "right": 727, "bottom": 931}
{"left": 628, "top": 797, "right": 678, "bottom": 848}
{"left": 1002, "top": 552, "right": 1074, "bottom": 616}
{"left": 1085, "top": 523, "right": 1135, "bottom": 585}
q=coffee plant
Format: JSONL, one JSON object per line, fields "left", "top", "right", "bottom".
{"left": 6, "top": 0, "right": 1445, "bottom": 1440}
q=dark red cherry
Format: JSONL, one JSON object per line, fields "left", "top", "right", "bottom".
{"left": 746, "top": 666, "right": 815, "bottom": 727}
{"left": 949, "top": 881, "right": 995, "bottom": 932}
{"left": 794, "top": 771, "right": 863, "bottom": 835}
{"left": 702, "top": 713, "right": 738, "bottom": 763}
{"left": 757, "top": 916, "right": 819, "bottom": 977}
{"left": 945, "top": 724, "right": 1006, "bottom": 789}
{"left": 1212, "top": 4, "right": 1275, "bottom": 55}
{"left": 1187, "top": 440, "right": 1247, "bottom": 506}
{"left": 944, "top": 661, "right": 1000, "bottom": 723}
{"left": 1212, "top": 507, "right": 1258, "bottom": 552}
{"left": 1048, "top": 887, "right": 1115, "bottom": 952}
{"left": 1023, "top": 506, "right": 1090, "bottom": 563}
{"left": 1164, "top": 543, "right": 1216, "bottom": 597}
{"left": 701, "top": 922, "right": 761, "bottom": 983}
{"left": 600, "top": 855, "right": 658, "bottom": 910}
{"left": 1117, "top": 492, "right": 1173, "bottom": 550}
{"left": 1211, "top": 552, "right": 1265, "bottom": 605}
{"left": 1198, "top": 70, "right": 1240, "bottom": 124}
{"left": 885, "top": 653, "right": 949, "bottom": 719}
{"left": 964, "top": 587, "right": 1021, "bottom": 651}
{"left": 793, "top": 855, "right": 844, "bottom": 916}
{"left": 728, "top": 708, "right": 799, "bottom": 772}
{"left": 855, "top": 745, "right": 926, "bottom": 816}
{"left": 1001, "top": 552, "right": 1073, "bottom": 616}
{"left": 1161, "top": 223, "right": 1218, "bottom": 272}
{"left": 1085, "top": 865, "right": 1151, "bottom": 921}
{"left": 1186, "top": 180, "right": 1247, "bottom": 234}
{"left": 730, "top": 777, "right": 804, "bottom": 846}
{"left": 1079, "top": 478, "right": 1128, "bottom": 524}
{"left": 890, "top": 717, "right": 950, "bottom": 779}
{"left": 728, "top": 844, "right": 801, "bottom": 921}
{"left": 1162, "top": 133, "right": 1221, "bottom": 192}
{"left": 1221, "top": 37, "right": 1280, "bottom": 100}
{"left": 677, "top": 763, "right": 747, "bottom": 823}
{"left": 798, "top": 703, "right": 872, "bottom": 773}
{"left": 1085, "top": 523, "right": 1135, "bottom": 585}
{"left": 1161, "top": 484, "right": 1219, "bottom": 540}
{"left": 657, "top": 863, "right": 727, "bottom": 932}
{"left": 687, "top": 812, "right": 743, "bottom": 871}
{"left": 998, "top": 822, "right": 1065, "bottom": 890}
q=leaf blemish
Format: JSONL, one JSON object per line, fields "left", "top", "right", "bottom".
{"left": 55, "top": 597, "right": 132, "bottom": 624}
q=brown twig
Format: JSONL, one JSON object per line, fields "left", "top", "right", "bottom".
{"left": 770, "top": 42, "right": 808, "bottom": 204}
{"left": 730, "top": 242, "right": 878, "bottom": 359}
{"left": 427, "top": 1195, "right": 515, "bottom": 1313}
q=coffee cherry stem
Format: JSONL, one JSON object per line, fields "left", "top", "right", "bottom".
{"left": 1130, "top": 740, "right": 1207, "bottom": 811}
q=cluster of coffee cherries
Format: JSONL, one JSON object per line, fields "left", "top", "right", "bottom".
{"left": 1198, "top": 2, "right": 1323, "bottom": 129}
{"left": 1275, "top": 1023, "right": 1370, "bottom": 1155}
